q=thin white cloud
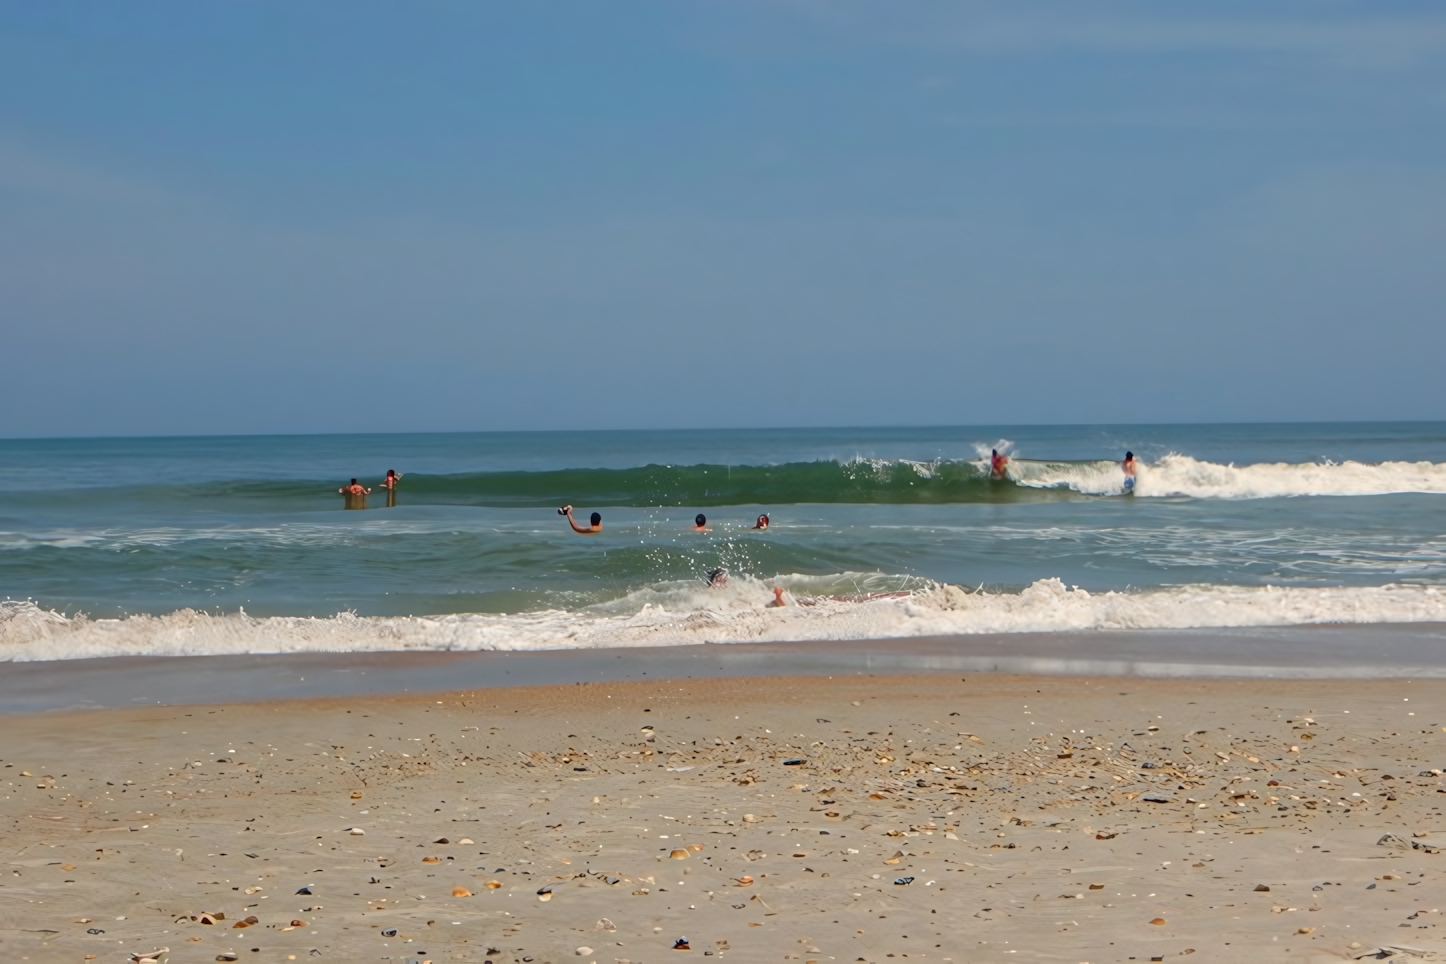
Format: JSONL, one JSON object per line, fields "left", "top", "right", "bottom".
{"left": 0, "top": 140, "right": 188, "bottom": 209}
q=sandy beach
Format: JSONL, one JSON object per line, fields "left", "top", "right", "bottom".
{"left": 2, "top": 672, "right": 1444, "bottom": 963}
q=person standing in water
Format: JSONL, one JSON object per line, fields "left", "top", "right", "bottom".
{"left": 560, "top": 505, "right": 602, "bottom": 534}
{"left": 379, "top": 469, "right": 400, "bottom": 507}
{"left": 1122, "top": 451, "right": 1137, "bottom": 494}
{"left": 691, "top": 513, "right": 711, "bottom": 532}
{"left": 990, "top": 448, "right": 1009, "bottom": 480}
{"left": 339, "top": 478, "right": 370, "bottom": 510}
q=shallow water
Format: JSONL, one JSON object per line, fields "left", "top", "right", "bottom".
{"left": 1, "top": 422, "right": 1443, "bottom": 660}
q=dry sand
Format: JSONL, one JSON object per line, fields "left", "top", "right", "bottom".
{"left": 1, "top": 673, "right": 1444, "bottom": 963}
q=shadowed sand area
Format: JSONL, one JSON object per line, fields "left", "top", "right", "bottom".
{"left": 1, "top": 668, "right": 1444, "bottom": 962}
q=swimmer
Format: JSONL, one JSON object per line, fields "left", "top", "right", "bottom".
{"left": 706, "top": 567, "right": 728, "bottom": 587}
{"left": 750, "top": 514, "right": 770, "bottom": 530}
{"left": 990, "top": 448, "right": 1009, "bottom": 480}
{"left": 767, "top": 585, "right": 787, "bottom": 608}
{"left": 1122, "top": 451, "right": 1137, "bottom": 493}
{"left": 339, "top": 478, "right": 370, "bottom": 509}
{"left": 559, "top": 504, "right": 602, "bottom": 534}
{"left": 691, "top": 513, "right": 711, "bottom": 532}
{"left": 379, "top": 469, "right": 400, "bottom": 490}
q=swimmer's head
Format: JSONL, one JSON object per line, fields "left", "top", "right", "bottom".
{"left": 992, "top": 449, "right": 998, "bottom": 457}
{"left": 387, "top": 469, "right": 396, "bottom": 477}
{"left": 350, "top": 478, "right": 358, "bottom": 485}
{"left": 590, "top": 512, "right": 602, "bottom": 527}
{"left": 757, "top": 514, "right": 769, "bottom": 527}
{"left": 1125, "top": 451, "right": 1134, "bottom": 461}
{"left": 695, "top": 513, "right": 706, "bottom": 527}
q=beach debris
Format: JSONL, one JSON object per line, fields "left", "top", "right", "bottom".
{"left": 596, "top": 918, "right": 617, "bottom": 932}
{"left": 1141, "top": 794, "right": 1171, "bottom": 803}
{"left": 1254, "top": 884, "right": 1271, "bottom": 892}
{"left": 244, "top": 885, "right": 262, "bottom": 894}
{"left": 783, "top": 758, "right": 805, "bottom": 766}
{"left": 1089, "top": 883, "right": 1105, "bottom": 890}
{"left": 350, "top": 791, "right": 363, "bottom": 799}
{"left": 422, "top": 856, "right": 442, "bottom": 864}
{"left": 86, "top": 928, "right": 105, "bottom": 935}
{"left": 452, "top": 886, "right": 472, "bottom": 897}
{"left": 296, "top": 887, "right": 313, "bottom": 895}
{"left": 734, "top": 876, "right": 754, "bottom": 886}
{"left": 458, "top": 837, "right": 474, "bottom": 844}
{"left": 434, "top": 837, "right": 450, "bottom": 844}
{"left": 1297, "top": 927, "right": 1315, "bottom": 934}
{"left": 538, "top": 886, "right": 554, "bottom": 901}
{"left": 485, "top": 880, "right": 502, "bottom": 889}
{"left": 1149, "top": 918, "right": 1167, "bottom": 926}
{"left": 894, "top": 876, "right": 915, "bottom": 886}
{"left": 347, "top": 827, "right": 365, "bottom": 835}
{"left": 381, "top": 928, "right": 398, "bottom": 937}
{"left": 232, "top": 915, "right": 259, "bottom": 929}
{"left": 576, "top": 948, "right": 594, "bottom": 957}
{"left": 742, "top": 813, "right": 759, "bottom": 823}
{"left": 1378, "top": 833, "right": 1410, "bottom": 850}
{"left": 1096, "top": 832, "right": 1117, "bottom": 840}
{"left": 673, "top": 937, "right": 691, "bottom": 950}
{"left": 884, "top": 851, "right": 903, "bottom": 865}
{"left": 216, "top": 955, "right": 239, "bottom": 962}
{"left": 670, "top": 849, "right": 689, "bottom": 859}
{"left": 290, "top": 920, "right": 305, "bottom": 927}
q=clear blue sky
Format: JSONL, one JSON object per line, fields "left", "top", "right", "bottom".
{"left": 2, "top": 2, "right": 1444, "bottom": 436}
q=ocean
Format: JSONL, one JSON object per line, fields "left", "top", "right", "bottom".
{"left": 2, "top": 422, "right": 1444, "bottom": 661}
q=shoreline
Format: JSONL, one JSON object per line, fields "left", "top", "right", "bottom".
{"left": 2, "top": 623, "right": 1445, "bottom": 714}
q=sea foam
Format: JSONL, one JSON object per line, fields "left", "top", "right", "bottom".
{"left": 3, "top": 578, "right": 1443, "bottom": 662}
{"left": 1011, "top": 455, "right": 1446, "bottom": 499}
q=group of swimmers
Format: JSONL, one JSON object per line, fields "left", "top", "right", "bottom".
{"left": 560, "top": 505, "right": 768, "bottom": 535}
{"left": 990, "top": 449, "right": 1138, "bottom": 491}
{"left": 558, "top": 506, "right": 770, "bottom": 592}
{"left": 338, "top": 470, "right": 400, "bottom": 509}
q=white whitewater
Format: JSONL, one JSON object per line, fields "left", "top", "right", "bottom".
{"left": 3, "top": 577, "right": 1444, "bottom": 662}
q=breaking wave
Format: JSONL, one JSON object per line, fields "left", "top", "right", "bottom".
{"left": 1127, "top": 455, "right": 1446, "bottom": 499}
{"left": 3, "top": 578, "right": 1444, "bottom": 662}
{"left": 38, "top": 454, "right": 1446, "bottom": 508}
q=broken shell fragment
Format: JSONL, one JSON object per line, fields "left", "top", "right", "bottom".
{"left": 670, "top": 849, "right": 689, "bottom": 859}
{"left": 452, "top": 886, "right": 472, "bottom": 897}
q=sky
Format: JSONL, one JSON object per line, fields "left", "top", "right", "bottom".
{"left": 2, "top": 1, "right": 1445, "bottom": 437}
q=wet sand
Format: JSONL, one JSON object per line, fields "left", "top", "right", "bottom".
{"left": 5, "top": 623, "right": 1446, "bottom": 714}
{"left": 2, "top": 673, "right": 1444, "bottom": 963}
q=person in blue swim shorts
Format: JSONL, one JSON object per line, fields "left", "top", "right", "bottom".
{"left": 1122, "top": 451, "right": 1137, "bottom": 493}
